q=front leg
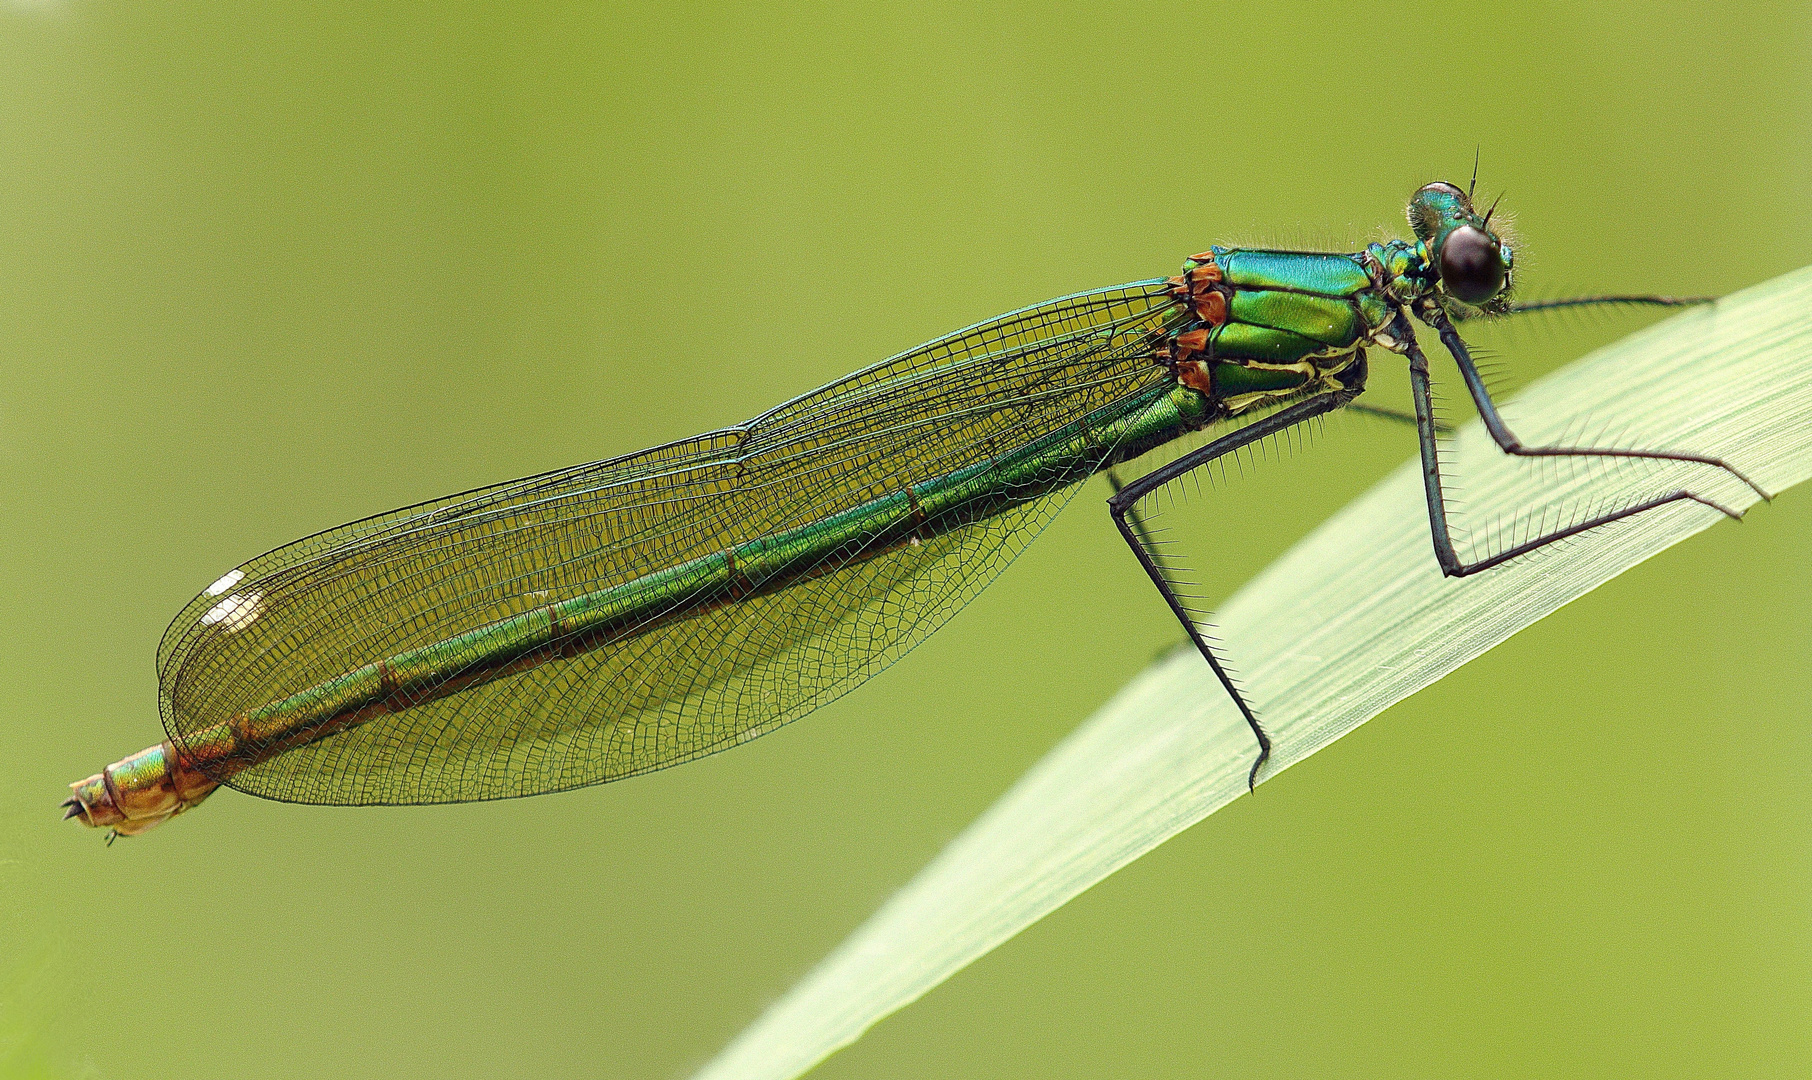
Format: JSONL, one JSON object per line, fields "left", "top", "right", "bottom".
{"left": 1108, "top": 390, "right": 1359, "bottom": 790}
{"left": 1396, "top": 309, "right": 1747, "bottom": 578}
{"left": 1421, "top": 303, "right": 1769, "bottom": 501}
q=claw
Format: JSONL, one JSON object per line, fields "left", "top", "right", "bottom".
{"left": 1247, "top": 748, "right": 1268, "bottom": 792}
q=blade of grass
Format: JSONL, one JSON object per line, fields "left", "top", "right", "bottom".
{"left": 696, "top": 265, "right": 1812, "bottom": 1080}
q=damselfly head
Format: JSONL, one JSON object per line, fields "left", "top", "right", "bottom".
{"left": 1408, "top": 181, "right": 1515, "bottom": 307}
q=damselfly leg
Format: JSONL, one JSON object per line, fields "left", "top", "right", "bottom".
{"left": 1405, "top": 305, "right": 1765, "bottom": 577}
{"left": 1108, "top": 389, "right": 1362, "bottom": 791}
{"left": 1110, "top": 295, "right": 1765, "bottom": 792}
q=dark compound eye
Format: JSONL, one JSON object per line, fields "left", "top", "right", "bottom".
{"left": 1439, "top": 225, "right": 1506, "bottom": 304}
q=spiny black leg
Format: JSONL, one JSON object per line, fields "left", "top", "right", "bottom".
{"left": 1109, "top": 390, "right": 1359, "bottom": 789}
{"left": 1451, "top": 294, "right": 1714, "bottom": 321}
{"left": 1502, "top": 294, "right": 1713, "bottom": 316}
{"left": 1106, "top": 468, "right": 1162, "bottom": 558}
{"left": 1109, "top": 466, "right": 1190, "bottom": 670}
{"left": 1397, "top": 310, "right": 1747, "bottom": 578}
{"left": 1424, "top": 304, "right": 1769, "bottom": 501}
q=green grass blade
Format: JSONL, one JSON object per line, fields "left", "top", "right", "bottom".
{"left": 695, "top": 265, "right": 1812, "bottom": 1080}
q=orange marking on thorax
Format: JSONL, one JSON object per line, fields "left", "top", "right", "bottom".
{"left": 1172, "top": 327, "right": 1209, "bottom": 366}
{"left": 1168, "top": 253, "right": 1229, "bottom": 327}
{"left": 1175, "top": 360, "right": 1214, "bottom": 395}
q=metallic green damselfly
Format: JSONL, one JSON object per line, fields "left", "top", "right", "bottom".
{"left": 67, "top": 180, "right": 1767, "bottom": 838}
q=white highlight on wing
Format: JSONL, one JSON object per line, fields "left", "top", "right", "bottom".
{"left": 204, "top": 569, "right": 245, "bottom": 597}
{"left": 200, "top": 590, "right": 263, "bottom": 631}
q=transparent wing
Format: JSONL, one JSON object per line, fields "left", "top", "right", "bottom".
{"left": 158, "top": 280, "right": 1186, "bottom": 804}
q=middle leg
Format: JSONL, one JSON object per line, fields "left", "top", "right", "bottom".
{"left": 1108, "top": 389, "right": 1359, "bottom": 789}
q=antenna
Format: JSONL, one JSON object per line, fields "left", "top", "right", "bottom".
{"left": 1482, "top": 190, "right": 1504, "bottom": 228}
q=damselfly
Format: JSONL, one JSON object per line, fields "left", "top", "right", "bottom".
{"left": 66, "top": 180, "right": 1766, "bottom": 838}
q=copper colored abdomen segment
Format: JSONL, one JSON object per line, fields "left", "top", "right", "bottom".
{"left": 64, "top": 741, "right": 219, "bottom": 836}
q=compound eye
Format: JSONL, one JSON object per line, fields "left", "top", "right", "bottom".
{"left": 1439, "top": 226, "right": 1506, "bottom": 304}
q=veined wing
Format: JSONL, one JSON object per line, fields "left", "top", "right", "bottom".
{"left": 152, "top": 430, "right": 744, "bottom": 678}
{"left": 159, "top": 280, "right": 1186, "bottom": 804}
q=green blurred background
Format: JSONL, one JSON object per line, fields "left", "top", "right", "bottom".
{"left": 3, "top": 2, "right": 1808, "bottom": 1077}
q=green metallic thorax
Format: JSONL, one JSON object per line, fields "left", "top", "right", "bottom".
{"left": 1165, "top": 241, "right": 1440, "bottom": 417}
